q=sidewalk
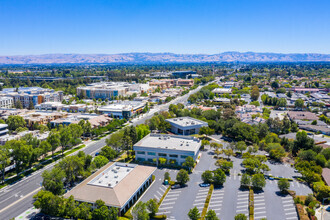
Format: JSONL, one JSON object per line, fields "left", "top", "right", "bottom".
{"left": 15, "top": 207, "right": 39, "bottom": 220}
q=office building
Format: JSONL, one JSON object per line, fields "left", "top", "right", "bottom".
{"left": 98, "top": 101, "right": 146, "bottom": 119}
{"left": 165, "top": 117, "right": 208, "bottom": 135}
{"left": 64, "top": 162, "right": 156, "bottom": 215}
{"left": 133, "top": 134, "right": 201, "bottom": 165}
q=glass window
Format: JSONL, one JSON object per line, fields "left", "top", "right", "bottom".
{"left": 137, "top": 151, "right": 145, "bottom": 155}
{"left": 158, "top": 153, "right": 167, "bottom": 157}
{"left": 147, "top": 152, "right": 156, "bottom": 156}
{"left": 181, "top": 155, "right": 188, "bottom": 159}
{"left": 169, "top": 154, "right": 178, "bottom": 158}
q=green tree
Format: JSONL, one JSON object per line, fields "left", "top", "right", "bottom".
{"left": 183, "top": 156, "right": 195, "bottom": 171}
{"left": 188, "top": 207, "right": 200, "bottom": 220}
{"left": 6, "top": 115, "right": 26, "bottom": 131}
{"left": 215, "top": 159, "right": 233, "bottom": 173}
{"left": 236, "top": 141, "right": 247, "bottom": 154}
{"left": 56, "top": 155, "right": 84, "bottom": 186}
{"left": 202, "top": 170, "right": 213, "bottom": 183}
{"left": 131, "top": 201, "right": 149, "bottom": 220}
{"left": 15, "top": 100, "right": 23, "bottom": 109}
{"left": 146, "top": 198, "right": 159, "bottom": 217}
{"left": 106, "top": 131, "right": 123, "bottom": 151}
{"left": 42, "top": 167, "right": 66, "bottom": 195}
{"left": 28, "top": 100, "right": 34, "bottom": 110}
{"left": 0, "top": 146, "right": 10, "bottom": 183}
{"left": 6, "top": 140, "right": 32, "bottom": 174}
{"left": 293, "top": 131, "right": 315, "bottom": 155}
{"left": 47, "top": 130, "right": 61, "bottom": 156}
{"left": 33, "top": 190, "right": 64, "bottom": 217}
{"left": 278, "top": 178, "right": 290, "bottom": 193}
{"left": 164, "top": 172, "right": 171, "bottom": 181}
{"left": 294, "top": 98, "right": 304, "bottom": 109}
{"left": 92, "top": 200, "right": 118, "bottom": 220}
{"left": 235, "top": 213, "right": 247, "bottom": 220}
{"left": 205, "top": 209, "right": 219, "bottom": 220}
{"left": 213, "top": 168, "right": 226, "bottom": 186}
{"left": 240, "top": 174, "right": 251, "bottom": 188}
{"left": 93, "top": 155, "right": 109, "bottom": 168}
{"left": 39, "top": 140, "right": 51, "bottom": 158}
{"left": 99, "top": 145, "right": 118, "bottom": 160}
{"left": 252, "top": 173, "right": 266, "bottom": 189}
{"left": 250, "top": 85, "right": 260, "bottom": 101}
{"left": 78, "top": 203, "right": 92, "bottom": 220}
{"left": 176, "top": 169, "right": 190, "bottom": 186}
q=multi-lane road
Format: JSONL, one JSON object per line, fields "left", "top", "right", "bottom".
{"left": 0, "top": 84, "right": 204, "bottom": 220}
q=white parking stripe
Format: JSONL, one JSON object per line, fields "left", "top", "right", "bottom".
{"left": 162, "top": 202, "right": 175, "bottom": 206}
{"left": 282, "top": 200, "right": 293, "bottom": 203}
{"left": 237, "top": 201, "right": 248, "bottom": 204}
{"left": 254, "top": 207, "right": 266, "bottom": 210}
{"left": 236, "top": 209, "right": 248, "bottom": 212}
{"left": 158, "top": 206, "right": 173, "bottom": 210}
{"left": 284, "top": 208, "right": 296, "bottom": 211}
{"left": 286, "top": 217, "right": 298, "bottom": 219}
{"left": 237, "top": 205, "right": 247, "bottom": 208}
{"left": 285, "top": 212, "right": 297, "bottom": 215}
{"left": 254, "top": 211, "right": 266, "bottom": 214}
{"left": 209, "top": 204, "right": 222, "bottom": 207}
{"left": 283, "top": 204, "right": 294, "bottom": 207}
{"left": 193, "top": 202, "right": 205, "bottom": 206}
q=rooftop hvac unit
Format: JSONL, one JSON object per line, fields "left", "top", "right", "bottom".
{"left": 99, "top": 180, "right": 102, "bottom": 183}
{"left": 116, "top": 181, "right": 118, "bottom": 184}
{"left": 127, "top": 169, "right": 130, "bottom": 172}
{"left": 108, "top": 183, "right": 111, "bottom": 187}
{"left": 105, "top": 175, "right": 108, "bottom": 178}
{"left": 114, "top": 175, "right": 118, "bottom": 178}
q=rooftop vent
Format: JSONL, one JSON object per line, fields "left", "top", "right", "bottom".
{"left": 108, "top": 183, "right": 111, "bottom": 187}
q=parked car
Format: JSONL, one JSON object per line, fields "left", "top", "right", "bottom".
{"left": 171, "top": 184, "right": 182, "bottom": 189}
{"left": 294, "top": 169, "right": 299, "bottom": 173}
{"left": 95, "top": 152, "right": 100, "bottom": 156}
{"left": 199, "top": 183, "right": 210, "bottom": 187}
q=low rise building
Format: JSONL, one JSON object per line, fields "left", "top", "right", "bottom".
{"left": 1, "top": 87, "right": 63, "bottom": 108}
{"left": 64, "top": 162, "right": 156, "bottom": 215}
{"left": 0, "top": 130, "right": 49, "bottom": 145}
{"left": 0, "top": 97, "right": 14, "bottom": 108}
{"left": 287, "top": 111, "right": 318, "bottom": 121}
{"left": 133, "top": 134, "right": 201, "bottom": 165}
{"left": 165, "top": 117, "right": 208, "bottom": 135}
{"left": 98, "top": 101, "right": 146, "bottom": 119}
{"left": 212, "top": 88, "right": 232, "bottom": 95}
{"left": 50, "top": 114, "right": 111, "bottom": 128}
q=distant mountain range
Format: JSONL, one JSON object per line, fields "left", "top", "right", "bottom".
{"left": 0, "top": 52, "right": 329, "bottom": 64}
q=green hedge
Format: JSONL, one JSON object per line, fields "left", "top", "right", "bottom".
{"left": 249, "top": 188, "right": 254, "bottom": 220}
{"left": 158, "top": 185, "right": 171, "bottom": 206}
{"left": 200, "top": 184, "right": 214, "bottom": 220}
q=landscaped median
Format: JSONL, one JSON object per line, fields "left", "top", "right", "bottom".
{"left": 200, "top": 184, "right": 214, "bottom": 220}
{"left": 249, "top": 188, "right": 254, "bottom": 220}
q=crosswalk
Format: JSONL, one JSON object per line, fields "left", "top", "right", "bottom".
{"left": 192, "top": 188, "right": 209, "bottom": 213}
{"left": 254, "top": 192, "right": 267, "bottom": 220}
{"left": 208, "top": 187, "right": 225, "bottom": 217}
{"left": 236, "top": 190, "right": 249, "bottom": 216}
{"left": 157, "top": 188, "right": 182, "bottom": 217}
{"left": 281, "top": 196, "right": 298, "bottom": 220}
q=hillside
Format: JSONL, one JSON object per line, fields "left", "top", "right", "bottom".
{"left": 0, "top": 52, "right": 329, "bottom": 64}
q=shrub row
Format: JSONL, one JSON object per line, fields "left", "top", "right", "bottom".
{"left": 249, "top": 188, "right": 254, "bottom": 220}
{"left": 200, "top": 184, "right": 214, "bottom": 220}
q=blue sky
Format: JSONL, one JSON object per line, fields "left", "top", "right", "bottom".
{"left": 0, "top": 0, "right": 329, "bottom": 55}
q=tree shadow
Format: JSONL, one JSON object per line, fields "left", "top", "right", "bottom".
{"left": 275, "top": 190, "right": 289, "bottom": 197}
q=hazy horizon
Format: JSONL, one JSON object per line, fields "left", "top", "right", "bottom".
{"left": 1, "top": 0, "right": 329, "bottom": 56}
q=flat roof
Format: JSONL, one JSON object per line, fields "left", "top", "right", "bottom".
{"left": 65, "top": 162, "right": 156, "bottom": 208}
{"left": 166, "top": 117, "right": 207, "bottom": 128}
{"left": 88, "top": 163, "right": 136, "bottom": 188}
{"left": 134, "top": 133, "right": 201, "bottom": 152}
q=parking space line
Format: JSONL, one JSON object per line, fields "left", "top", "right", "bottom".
{"left": 255, "top": 216, "right": 267, "bottom": 219}
{"left": 237, "top": 205, "right": 247, "bottom": 208}
{"left": 194, "top": 198, "right": 206, "bottom": 202}
{"left": 237, "top": 201, "right": 248, "bottom": 204}
{"left": 254, "top": 207, "right": 266, "bottom": 210}
{"left": 283, "top": 203, "right": 294, "bottom": 207}
{"left": 236, "top": 209, "right": 248, "bottom": 212}
{"left": 285, "top": 212, "right": 297, "bottom": 215}
{"left": 164, "top": 197, "right": 178, "bottom": 201}
{"left": 286, "top": 217, "right": 298, "bottom": 219}
{"left": 209, "top": 204, "right": 222, "bottom": 207}
{"left": 162, "top": 202, "right": 175, "bottom": 206}
{"left": 166, "top": 194, "right": 180, "bottom": 197}
{"left": 157, "top": 191, "right": 162, "bottom": 196}
{"left": 154, "top": 195, "right": 160, "bottom": 200}
{"left": 237, "top": 198, "right": 248, "bottom": 201}
{"left": 193, "top": 202, "right": 205, "bottom": 206}
{"left": 284, "top": 208, "right": 296, "bottom": 211}
{"left": 255, "top": 211, "right": 266, "bottom": 214}
{"left": 158, "top": 206, "right": 173, "bottom": 210}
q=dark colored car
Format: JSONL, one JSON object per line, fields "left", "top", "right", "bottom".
{"left": 171, "top": 184, "right": 182, "bottom": 189}
{"left": 199, "top": 183, "right": 210, "bottom": 187}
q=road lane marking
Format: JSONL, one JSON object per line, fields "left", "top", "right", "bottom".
{"left": 0, "top": 187, "right": 41, "bottom": 214}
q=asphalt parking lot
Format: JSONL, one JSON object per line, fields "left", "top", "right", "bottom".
{"left": 138, "top": 137, "right": 313, "bottom": 220}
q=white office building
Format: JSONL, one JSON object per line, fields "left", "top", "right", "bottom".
{"left": 133, "top": 134, "right": 201, "bottom": 165}
{"left": 165, "top": 117, "right": 208, "bottom": 135}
